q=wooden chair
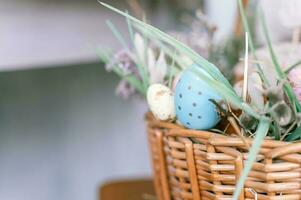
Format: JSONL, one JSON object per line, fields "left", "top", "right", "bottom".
{"left": 99, "top": 178, "right": 156, "bottom": 200}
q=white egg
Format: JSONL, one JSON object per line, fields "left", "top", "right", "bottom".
{"left": 147, "top": 84, "right": 176, "bottom": 121}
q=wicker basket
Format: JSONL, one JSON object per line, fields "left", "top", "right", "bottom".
{"left": 146, "top": 113, "right": 301, "bottom": 200}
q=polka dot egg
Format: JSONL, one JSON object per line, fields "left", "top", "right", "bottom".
{"left": 175, "top": 64, "right": 222, "bottom": 130}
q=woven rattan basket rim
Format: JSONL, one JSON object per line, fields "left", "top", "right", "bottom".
{"left": 145, "top": 112, "right": 294, "bottom": 149}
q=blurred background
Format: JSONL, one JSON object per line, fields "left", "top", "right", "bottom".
{"left": 0, "top": 0, "right": 292, "bottom": 200}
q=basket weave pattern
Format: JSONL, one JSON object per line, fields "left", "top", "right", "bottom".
{"left": 146, "top": 114, "right": 301, "bottom": 200}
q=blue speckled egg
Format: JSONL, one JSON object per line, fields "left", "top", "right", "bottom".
{"left": 175, "top": 64, "right": 222, "bottom": 130}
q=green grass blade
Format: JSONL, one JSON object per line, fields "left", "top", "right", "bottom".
{"left": 237, "top": 0, "right": 270, "bottom": 86}
{"left": 271, "top": 121, "right": 280, "bottom": 140}
{"left": 259, "top": 9, "right": 301, "bottom": 112}
{"left": 150, "top": 38, "right": 186, "bottom": 69}
{"left": 131, "top": 21, "right": 233, "bottom": 89}
{"left": 96, "top": 48, "right": 146, "bottom": 96}
{"left": 98, "top": 1, "right": 264, "bottom": 120}
{"left": 233, "top": 117, "right": 270, "bottom": 200}
{"left": 259, "top": 11, "right": 283, "bottom": 79}
{"left": 126, "top": 11, "right": 135, "bottom": 42}
{"left": 190, "top": 67, "right": 261, "bottom": 119}
{"left": 285, "top": 126, "right": 301, "bottom": 141}
{"left": 99, "top": 1, "right": 234, "bottom": 92}
{"left": 285, "top": 59, "right": 301, "bottom": 73}
{"left": 126, "top": 14, "right": 149, "bottom": 90}
{"left": 107, "top": 18, "right": 149, "bottom": 91}
{"left": 106, "top": 20, "right": 129, "bottom": 50}
{"left": 168, "top": 49, "right": 177, "bottom": 88}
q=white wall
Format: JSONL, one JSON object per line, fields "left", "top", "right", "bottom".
{"left": 205, "top": 0, "right": 237, "bottom": 40}
{"left": 0, "top": 64, "right": 150, "bottom": 200}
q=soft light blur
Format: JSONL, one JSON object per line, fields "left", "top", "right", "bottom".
{"left": 1, "top": 0, "right": 289, "bottom": 200}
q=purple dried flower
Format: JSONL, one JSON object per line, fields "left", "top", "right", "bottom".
{"left": 105, "top": 49, "right": 139, "bottom": 76}
{"left": 168, "top": 10, "right": 216, "bottom": 59}
{"left": 294, "top": 87, "right": 301, "bottom": 103}
{"left": 288, "top": 67, "right": 301, "bottom": 102}
{"left": 105, "top": 47, "right": 143, "bottom": 99}
{"left": 115, "top": 79, "right": 136, "bottom": 99}
{"left": 288, "top": 67, "right": 301, "bottom": 85}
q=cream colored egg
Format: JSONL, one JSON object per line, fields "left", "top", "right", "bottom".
{"left": 147, "top": 84, "right": 176, "bottom": 121}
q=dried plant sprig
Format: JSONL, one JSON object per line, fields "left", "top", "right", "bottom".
{"left": 239, "top": 112, "right": 258, "bottom": 131}
{"left": 237, "top": 0, "right": 270, "bottom": 87}
{"left": 127, "top": 0, "right": 144, "bottom": 20}
{"left": 210, "top": 99, "right": 250, "bottom": 148}
{"left": 243, "top": 32, "right": 249, "bottom": 102}
{"left": 228, "top": 115, "right": 250, "bottom": 149}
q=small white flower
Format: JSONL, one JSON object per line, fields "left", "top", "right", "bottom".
{"left": 134, "top": 33, "right": 145, "bottom": 63}
{"left": 148, "top": 49, "right": 167, "bottom": 84}
{"left": 147, "top": 48, "right": 156, "bottom": 72}
{"left": 288, "top": 67, "right": 301, "bottom": 86}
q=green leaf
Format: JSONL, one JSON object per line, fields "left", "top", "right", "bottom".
{"left": 271, "top": 121, "right": 280, "bottom": 140}
{"left": 285, "top": 126, "right": 301, "bottom": 141}
{"left": 233, "top": 117, "right": 270, "bottom": 200}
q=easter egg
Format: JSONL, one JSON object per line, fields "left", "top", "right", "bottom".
{"left": 175, "top": 64, "right": 221, "bottom": 130}
{"left": 147, "top": 83, "right": 176, "bottom": 121}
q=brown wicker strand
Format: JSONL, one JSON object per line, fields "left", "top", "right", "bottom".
{"left": 146, "top": 113, "right": 301, "bottom": 200}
